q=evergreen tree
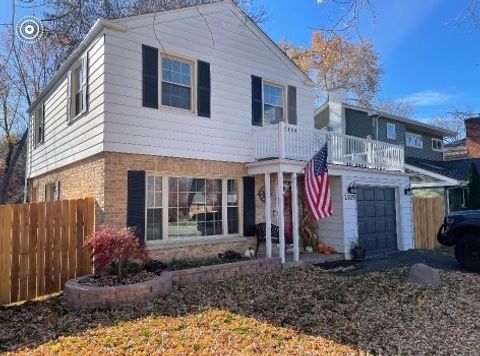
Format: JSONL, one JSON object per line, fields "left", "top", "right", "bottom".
{"left": 467, "top": 163, "right": 480, "bottom": 210}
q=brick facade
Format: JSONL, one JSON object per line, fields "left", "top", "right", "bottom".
{"left": 29, "top": 154, "right": 106, "bottom": 225}
{"left": 465, "top": 117, "right": 480, "bottom": 159}
{"left": 102, "top": 152, "right": 247, "bottom": 229}
{"left": 29, "top": 152, "right": 250, "bottom": 261}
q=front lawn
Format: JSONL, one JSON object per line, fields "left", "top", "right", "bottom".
{"left": 1, "top": 266, "right": 479, "bottom": 354}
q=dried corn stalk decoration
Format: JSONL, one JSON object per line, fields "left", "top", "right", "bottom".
{"left": 298, "top": 175, "right": 318, "bottom": 250}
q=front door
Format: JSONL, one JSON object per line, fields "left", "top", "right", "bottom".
{"left": 357, "top": 187, "right": 397, "bottom": 256}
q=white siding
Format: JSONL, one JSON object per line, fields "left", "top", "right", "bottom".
{"left": 102, "top": 3, "right": 314, "bottom": 163}
{"left": 316, "top": 176, "right": 345, "bottom": 253}
{"left": 27, "top": 34, "right": 106, "bottom": 178}
{"left": 329, "top": 167, "right": 413, "bottom": 259}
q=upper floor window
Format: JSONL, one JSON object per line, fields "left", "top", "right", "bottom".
{"left": 432, "top": 138, "right": 443, "bottom": 152}
{"left": 161, "top": 57, "right": 193, "bottom": 110}
{"left": 34, "top": 103, "right": 44, "bottom": 146}
{"left": 263, "top": 81, "right": 285, "bottom": 125}
{"left": 68, "top": 54, "right": 88, "bottom": 122}
{"left": 73, "top": 65, "right": 84, "bottom": 116}
{"left": 406, "top": 132, "right": 423, "bottom": 149}
{"left": 386, "top": 122, "right": 396, "bottom": 140}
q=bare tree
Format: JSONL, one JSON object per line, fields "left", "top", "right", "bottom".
{"left": 375, "top": 99, "right": 415, "bottom": 119}
{"left": 0, "top": 27, "right": 59, "bottom": 203}
{"left": 430, "top": 109, "right": 479, "bottom": 144}
{"left": 316, "top": 0, "right": 479, "bottom": 34}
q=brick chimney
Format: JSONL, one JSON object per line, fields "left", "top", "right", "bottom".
{"left": 466, "top": 117, "right": 480, "bottom": 158}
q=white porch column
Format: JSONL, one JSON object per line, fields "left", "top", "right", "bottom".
{"left": 264, "top": 173, "right": 272, "bottom": 258}
{"left": 277, "top": 172, "right": 285, "bottom": 263}
{"left": 291, "top": 173, "right": 300, "bottom": 262}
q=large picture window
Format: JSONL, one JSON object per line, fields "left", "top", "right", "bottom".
{"left": 161, "top": 57, "right": 192, "bottom": 110}
{"left": 145, "top": 176, "right": 239, "bottom": 241}
{"left": 263, "top": 81, "right": 285, "bottom": 125}
{"left": 146, "top": 176, "right": 163, "bottom": 241}
{"left": 168, "top": 177, "right": 223, "bottom": 238}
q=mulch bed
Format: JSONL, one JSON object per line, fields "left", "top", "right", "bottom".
{"left": 78, "top": 271, "right": 158, "bottom": 287}
{"left": 1, "top": 266, "right": 479, "bottom": 354}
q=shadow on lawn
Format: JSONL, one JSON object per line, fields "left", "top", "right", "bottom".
{"left": 0, "top": 264, "right": 472, "bottom": 354}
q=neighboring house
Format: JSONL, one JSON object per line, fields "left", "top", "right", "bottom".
{"left": 410, "top": 117, "right": 480, "bottom": 212}
{"left": 315, "top": 90, "right": 472, "bottom": 213}
{"left": 26, "top": 0, "right": 413, "bottom": 262}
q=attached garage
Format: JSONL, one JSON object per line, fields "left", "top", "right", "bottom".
{"left": 357, "top": 187, "right": 398, "bottom": 256}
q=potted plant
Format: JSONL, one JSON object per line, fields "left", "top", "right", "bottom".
{"left": 351, "top": 241, "right": 366, "bottom": 261}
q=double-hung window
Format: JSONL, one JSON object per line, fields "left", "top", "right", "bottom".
{"left": 73, "top": 65, "right": 84, "bottom": 116}
{"left": 161, "top": 57, "right": 192, "bottom": 110}
{"left": 386, "top": 122, "right": 396, "bottom": 140}
{"left": 432, "top": 138, "right": 443, "bottom": 151}
{"left": 227, "top": 179, "right": 239, "bottom": 234}
{"left": 146, "top": 176, "right": 163, "bottom": 241}
{"left": 406, "top": 132, "right": 423, "bottom": 148}
{"left": 263, "top": 81, "right": 285, "bottom": 125}
{"left": 34, "top": 103, "right": 44, "bottom": 146}
{"left": 68, "top": 54, "right": 88, "bottom": 121}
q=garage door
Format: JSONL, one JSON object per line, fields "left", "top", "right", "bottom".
{"left": 357, "top": 187, "right": 397, "bottom": 256}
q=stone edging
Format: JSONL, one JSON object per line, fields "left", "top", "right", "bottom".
{"left": 65, "top": 258, "right": 281, "bottom": 310}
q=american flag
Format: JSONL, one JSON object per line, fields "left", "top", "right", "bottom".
{"left": 304, "top": 144, "right": 333, "bottom": 220}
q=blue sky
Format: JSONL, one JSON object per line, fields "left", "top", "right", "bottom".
{"left": 2, "top": 0, "right": 479, "bottom": 121}
{"left": 256, "top": 0, "right": 480, "bottom": 121}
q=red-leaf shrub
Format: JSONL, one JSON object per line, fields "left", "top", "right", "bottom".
{"left": 85, "top": 226, "right": 148, "bottom": 278}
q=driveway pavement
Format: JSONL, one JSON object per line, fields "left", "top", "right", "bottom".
{"left": 316, "top": 249, "right": 463, "bottom": 275}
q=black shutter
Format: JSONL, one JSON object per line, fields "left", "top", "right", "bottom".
{"left": 288, "top": 85, "right": 297, "bottom": 125}
{"left": 127, "top": 170, "right": 146, "bottom": 244}
{"left": 243, "top": 176, "right": 256, "bottom": 236}
{"left": 142, "top": 45, "right": 158, "bottom": 108}
{"left": 251, "top": 75, "right": 262, "bottom": 126}
{"left": 197, "top": 60, "right": 211, "bottom": 117}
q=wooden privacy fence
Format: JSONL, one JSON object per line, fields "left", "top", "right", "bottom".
{"left": 0, "top": 198, "right": 94, "bottom": 305}
{"left": 413, "top": 197, "right": 445, "bottom": 250}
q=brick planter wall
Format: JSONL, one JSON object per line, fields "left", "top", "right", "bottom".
{"left": 64, "top": 258, "right": 281, "bottom": 310}
{"left": 64, "top": 273, "right": 173, "bottom": 311}
{"left": 170, "top": 257, "right": 282, "bottom": 287}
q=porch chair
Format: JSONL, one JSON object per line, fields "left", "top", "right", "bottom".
{"left": 254, "top": 223, "right": 280, "bottom": 257}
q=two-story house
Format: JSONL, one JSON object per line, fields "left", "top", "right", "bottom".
{"left": 26, "top": 0, "right": 413, "bottom": 262}
{"left": 315, "top": 90, "right": 462, "bottom": 213}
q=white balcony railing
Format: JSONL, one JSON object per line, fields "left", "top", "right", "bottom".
{"left": 254, "top": 122, "right": 405, "bottom": 171}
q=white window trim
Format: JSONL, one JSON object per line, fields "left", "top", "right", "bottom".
{"left": 386, "top": 122, "right": 396, "bottom": 140}
{"left": 160, "top": 54, "right": 196, "bottom": 113}
{"left": 262, "top": 80, "right": 287, "bottom": 125}
{"left": 68, "top": 55, "right": 88, "bottom": 123}
{"left": 144, "top": 175, "right": 241, "bottom": 244}
{"left": 432, "top": 138, "right": 443, "bottom": 152}
{"left": 406, "top": 132, "right": 423, "bottom": 149}
{"left": 33, "top": 102, "right": 45, "bottom": 147}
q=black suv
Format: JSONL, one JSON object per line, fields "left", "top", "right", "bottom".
{"left": 437, "top": 210, "right": 480, "bottom": 271}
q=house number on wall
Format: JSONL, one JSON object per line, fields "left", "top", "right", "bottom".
{"left": 344, "top": 193, "right": 357, "bottom": 200}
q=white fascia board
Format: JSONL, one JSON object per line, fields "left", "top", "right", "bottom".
{"left": 405, "top": 164, "right": 460, "bottom": 185}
